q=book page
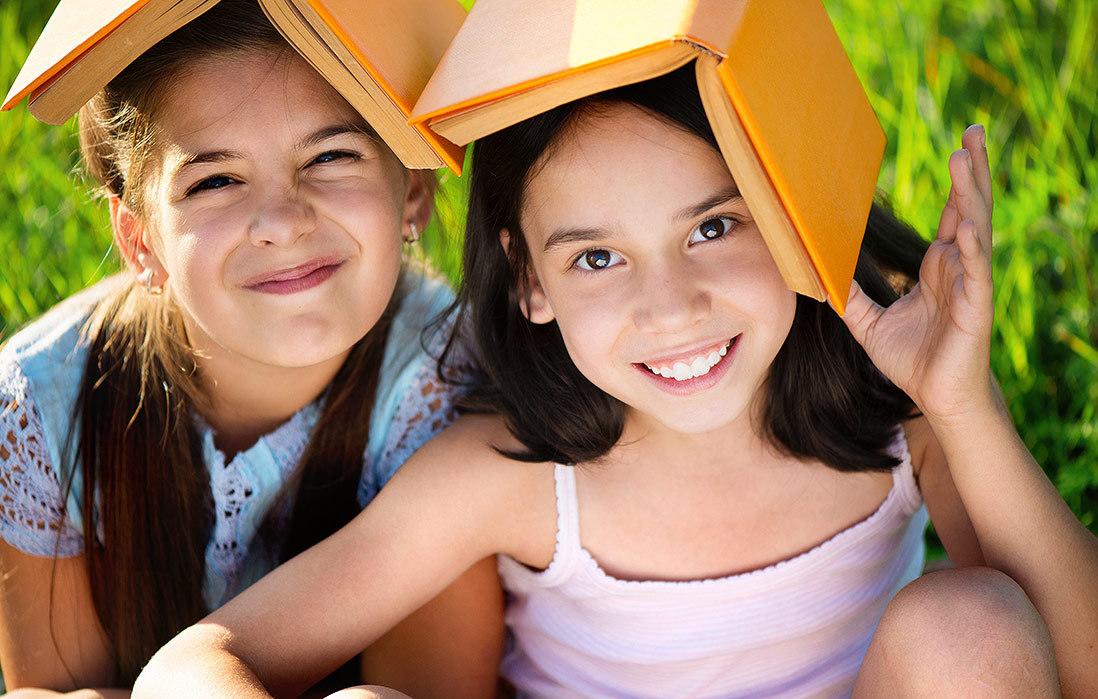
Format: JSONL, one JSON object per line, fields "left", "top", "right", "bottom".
{"left": 695, "top": 54, "right": 824, "bottom": 301}
{"left": 4, "top": 0, "right": 151, "bottom": 109}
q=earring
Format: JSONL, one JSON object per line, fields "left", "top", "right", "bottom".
{"left": 137, "top": 267, "right": 163, "bottom": 295}
{"left": 404, "top": 222, "right": 420, "bottom": 244}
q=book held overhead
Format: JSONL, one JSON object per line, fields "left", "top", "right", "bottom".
{"left": 412, "top": 0, "right": 886, "bottom": 313}
{"left": 4, "top": 0, "right": 466, "bottom": 172}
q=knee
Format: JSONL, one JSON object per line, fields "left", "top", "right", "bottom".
{"left": 856, "top": 567, "right": 1059, "bottom": 697}
{"left": 323, "top": 686, "right": 414, "bottom": 699}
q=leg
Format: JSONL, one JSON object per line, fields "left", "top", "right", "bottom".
{"left": 853, "top": 566, "right": 1060, "bottom": 698}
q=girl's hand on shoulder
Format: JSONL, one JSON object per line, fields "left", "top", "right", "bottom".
{"left": 840, "top": 124, "right": 997, "bottom": 424}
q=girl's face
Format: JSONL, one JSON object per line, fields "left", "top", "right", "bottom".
{"left": 518, "top": 105, "right": 797, "bottom": 436}
{"left": 125, "top": 48, "right": 427, "bottom": 369}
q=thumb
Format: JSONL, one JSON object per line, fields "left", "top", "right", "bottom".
{"left": 834, "top": 279, "right": 883, "bottom": 349}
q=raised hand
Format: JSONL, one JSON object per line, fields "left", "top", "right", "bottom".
{"left": 840, "top": 124, "right": 996, "bottom": 423}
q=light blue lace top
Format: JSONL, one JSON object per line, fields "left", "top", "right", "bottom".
{"left": 0, "top": 269, "right": 469, "bottom": 609}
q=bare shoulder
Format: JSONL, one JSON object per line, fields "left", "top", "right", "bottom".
{"left": 397, "top": 413, "right": 558, "bottom": 566}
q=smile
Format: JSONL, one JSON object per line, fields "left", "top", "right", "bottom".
{"left": 244, "top": 256, "right": 345, "bottom": 295}
{"left": 633, "top": 335, "right": 741, "bottom": 395}
{"left": 642, "top": 338, "right": 732, "bottom": 381}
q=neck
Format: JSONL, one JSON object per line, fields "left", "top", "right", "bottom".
{"left": 618, "top": 396, "right": 779, "bottom": 476}
{"left": 186, "top": 325, "right": 348, "bottom": 459}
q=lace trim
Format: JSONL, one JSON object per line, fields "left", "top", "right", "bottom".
{"left": 202, "top": 407, "right": 316, "bottom": 605}
{"left": 360, "top": 315, "right": 477, "bottom": 505}
{"left": 0, "top": 360, "right": 82, "bottom": 557}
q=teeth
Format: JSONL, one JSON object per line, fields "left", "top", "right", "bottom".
{"left": 642, "top": 338, "right": 735, "bottom": 382}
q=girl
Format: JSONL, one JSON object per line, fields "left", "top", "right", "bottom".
{"left": 0, "top": 1, "right": 503, "bottom": 696}
{"left": 138, "top": 68, "right": 1097, "bottom": 697}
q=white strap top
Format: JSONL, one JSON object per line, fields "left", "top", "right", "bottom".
{"left": 498, "top": 433, "right": 928, "bottom": 699}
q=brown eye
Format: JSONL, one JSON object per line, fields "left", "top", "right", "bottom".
{"left": 688, "top": 216, "right": 735, "bottom": 245}
{"left": 574, "top": 248, "right": 622, "bottom": 271}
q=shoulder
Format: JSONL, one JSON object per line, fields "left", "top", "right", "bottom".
{"left": 393, "top": 413, "right": 557, "bottom": 562}
{"left": 363, "top": 269, "right": 474, "bottom": 500}
{"left": 0, "top": 276, "right": 122, "bottom": 380}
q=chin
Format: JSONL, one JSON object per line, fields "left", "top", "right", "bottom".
{"left": 256, "top": 321, "right": 362, "bottom": 368}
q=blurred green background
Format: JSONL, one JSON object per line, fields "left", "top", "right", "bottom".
{"left": 0, "top": 0, "right": 1095, "bottom": 557}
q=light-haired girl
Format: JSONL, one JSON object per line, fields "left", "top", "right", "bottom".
{"left": 0, "top": 1, "right": 502, "bottom": 696}
{"left": 139, "top": 67, "right": 1097, "bottom": 698}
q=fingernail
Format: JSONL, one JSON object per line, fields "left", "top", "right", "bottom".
{"left": 976, "top": 124, "right": 986, "bottom": 148}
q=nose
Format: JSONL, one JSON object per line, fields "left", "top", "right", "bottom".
{"left": 632, "top": 261, "right": 711, "bottom": 334}
{"left": 247, "top": 189, "right": 315, "bottom": 248}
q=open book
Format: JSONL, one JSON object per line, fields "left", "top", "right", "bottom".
{"left": 412, "top": 0, "right": 886, "bottom": 311}
{"left": 3, "top": 0, "right": 466, "bottom": 172}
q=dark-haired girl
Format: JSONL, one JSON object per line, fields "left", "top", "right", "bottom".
{"left": 141, "top": 68, "right": 1097, "bottom": 698}
{"left": 0, "top": 2, "right": 503, "bottom": 697}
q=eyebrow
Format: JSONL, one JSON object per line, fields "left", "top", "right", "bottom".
{"left": 673, "top": 185, "right": 743, "bottom": 221}
{"left": 172, "top": 124, "right": 370, "bottom": 176}
{"left": 541, "top": 185, "right": 745, "bottom": 253}
{"left": 543, "top": 226, "right": 609, "bottom": 253}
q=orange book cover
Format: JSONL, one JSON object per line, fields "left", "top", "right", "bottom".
{"left": 413, "top": 0, "right": 885, "bottom": 312}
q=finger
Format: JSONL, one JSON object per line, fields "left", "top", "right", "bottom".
{"left": 957, "top": 218, "right": 993, "bottom": 308}
{"left": 936, "top": 184, "right": 962, "bottom": 244}
{"left": 835, "top": 279, "right": 885, "bottom": 349}
{"left": 947, "top": 148, "right": 990, "bottom": 233}
{"left": 962, "top": 124, "right": 994, "bottom": 211}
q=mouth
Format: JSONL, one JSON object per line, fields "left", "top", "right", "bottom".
{"left": 243, "top": 256, "right": 345, "bottom": 295}
{"left": 633, "top": 335, "right": 741, "bottom": 394}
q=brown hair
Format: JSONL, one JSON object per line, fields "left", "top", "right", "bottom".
{"left": 63, "top": 0, "right": 397, "bottom": 683}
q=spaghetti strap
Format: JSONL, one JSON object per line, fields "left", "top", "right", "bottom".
{"left": 890, "top": 428, "right": 924, "bottom": 515}
{"left": 553, "top": 464, "right": 583, "bottom": 557}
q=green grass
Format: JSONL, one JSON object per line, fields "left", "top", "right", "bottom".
{"left": 0, "top": 0, "right": 1095, "bottom": 550}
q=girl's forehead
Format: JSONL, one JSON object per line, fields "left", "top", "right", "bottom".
{"left": 155, "top": 48, "right": 362, "bottom": 151}
{"left": 521, "top": 104, "right": 736, "bottom": 238}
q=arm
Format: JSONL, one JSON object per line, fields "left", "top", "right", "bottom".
{"left": 359, "top": 555, "right": 504, "bottom": 699}
{"left": 843, "top": 124, "right": 1098, "bottom": 697}
{"left": 0, "top": 541, "right": 119, "bottom": 694}
{"left": 0, "top": 366, "right": 124, "bottom": 695}
{"left": 134, "top": 417, "right": 527, "bottom": 699}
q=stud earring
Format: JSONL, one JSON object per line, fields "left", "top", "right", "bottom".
{"left": 137, "top": 267, "right": 163, "bottom": 295}
{"left": 405, "top": 222, "right": 420, "bottom": 244}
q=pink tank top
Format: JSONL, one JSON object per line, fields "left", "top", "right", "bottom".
{"left": 497, "top": 433, "right": 928, "bottom": 698}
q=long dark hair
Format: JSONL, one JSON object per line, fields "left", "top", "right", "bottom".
{"left": 446, "top": 66, "right": 927, "bottom": 473}
{"left": 64, "top": 0, "right": 394, "bottom": 683}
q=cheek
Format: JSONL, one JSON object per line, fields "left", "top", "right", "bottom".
{"left": 542, "top": 275, "right": 632, "bottom": 379}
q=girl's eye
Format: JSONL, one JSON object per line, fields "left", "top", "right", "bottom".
{"left": 574, "top": 248, "right": 623, "bottom": 271}
{"left": 688, "top": 216, "right": 735, "bottom": 245}
{"left": 309, "top": 150, "right": 359, "bottom": 166}
{"left": 186, "top": 175, "right": 237, "bottom": 196}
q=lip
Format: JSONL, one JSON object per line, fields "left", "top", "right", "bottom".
{"left": 637, "top": 337, "right": 734, "bottom": 368}
{"left": 243, "top": 256, "right": 345, "bottom": 295}
{"left": 633, "top": 334, "right": 741, "bottom": 396}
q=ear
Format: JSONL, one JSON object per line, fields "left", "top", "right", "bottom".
{"left": 109, "top": 195, "right": 166, "bottom": 283}
{"left": 500, "top": 228, "right": 555, "bottom": 324}
{"left": 401, "top": 170, "right": 436, "bottom": 241}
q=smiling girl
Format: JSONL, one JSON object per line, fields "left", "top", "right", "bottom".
{"left": 138, "top": 68, "right": 1098, "bottom": 698}
{"left": 0, "top": 2, "right": 502, "bottom": 696}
